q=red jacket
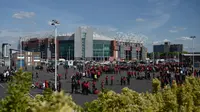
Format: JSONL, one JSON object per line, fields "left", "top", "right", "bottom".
{"left": 123, "top": 77, "right": 126, "bottom": 81}
{"left": 92, "top": 81, "right": 96, "bottom": 85}
{"left": 111, "top": 76, "right": 114, "bottom": 80}
{"left": 94, "top": 90, "right": 99, "bottom": 94}
{"left": 45, "top": 81, "right": 48, "bottom": 88}
{"left": 97, "top": 72, "right": 100, "bottom": 76}
{"left": 77, "top": 80, "right": 80, "bottom": 85}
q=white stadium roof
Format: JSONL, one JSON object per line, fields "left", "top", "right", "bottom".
{"left": 93, "top": 32, "right": 114, "bottom": 41}
{"left": 182, "top": 54, "right": 200, "bottom": 56}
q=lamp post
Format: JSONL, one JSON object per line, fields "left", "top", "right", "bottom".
{"left": 8, "top": 44, "right": 11, "bottom": 70}
{"left": 19, "top": 37, "right": 23, "bottom": 69}
{"left": 190, "top": 36, "right": 196, "bottom": 76}
{"left": 69, "top": 46, "right": 70, "bottom": 60}
{"left": 51, "top": 20, "right": 60, "bottom": 91}
{"left": 152, "top": 42, "right": 155, "bottom": 66}
{"left": 103, "top": 43, "right": 104, "bottom": 61}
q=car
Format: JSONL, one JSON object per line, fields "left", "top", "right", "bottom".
{"left": 46, "top": 65, "right": 55, "bottom": 72}
{"left": 35, "top": 65, "right": 43, "bottom": 70}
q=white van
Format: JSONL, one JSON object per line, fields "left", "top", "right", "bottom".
{"left": 58, "top": 58, "right": 65, "bottom": 65}
{"left": 67, "top": 60, "right": 74, "bottom": 67}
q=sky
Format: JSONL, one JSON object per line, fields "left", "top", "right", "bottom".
{"left": 0, "top": 0, "right": 200, "bottom": 52}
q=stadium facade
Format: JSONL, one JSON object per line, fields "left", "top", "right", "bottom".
{"left": 21, "top": 27, "right": 147, "bottom": 61}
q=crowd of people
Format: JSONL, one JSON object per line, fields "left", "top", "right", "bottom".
{"left": 68, "top": 62, "right": 200, "bottom": 95}
{"left": 0, "top": 67, "right": 17, "bottom": 82}
{"left": 1, "top": 62, "right": 200, "bottom": 96}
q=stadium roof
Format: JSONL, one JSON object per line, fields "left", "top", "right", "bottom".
{"left": 93, "top": 33, "right": 114, "bottom": 41}
{"left": 182, "top": 54, "right": 200, "bottom": 56}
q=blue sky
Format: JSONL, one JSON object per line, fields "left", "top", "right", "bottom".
{"left": 0, "top": 0, "right": 200, "bottom": 52}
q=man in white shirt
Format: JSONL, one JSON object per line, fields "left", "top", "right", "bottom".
{"left": 42, "top": 82, "right": 45, "bottom": 89}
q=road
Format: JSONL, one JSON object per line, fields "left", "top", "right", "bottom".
{"left": 0, "top": 66, "right": 153, "bottom": 106}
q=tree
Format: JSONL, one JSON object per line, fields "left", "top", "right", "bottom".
{"left": 182, "top": 51, "right": 188, "bottom": 54}
{"left": 84, "top": 77, "right": 200, "bottom": 112}
{"left": 0, "top": 69, "right": 82, "bottom": 112}
{"left": 2, "top": 70, "right": 200, "bottom": 112}
{"left": 29, "top": 91, "right": 82, "bottom": 112}
{"left": 0, "top": 69, "right": 32, "bottom": 112}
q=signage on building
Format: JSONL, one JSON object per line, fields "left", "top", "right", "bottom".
{"left": 34, "top": 56, "right": 40, "bottom": 62}
{"left": 136, "top": 47, "right": 141, "bottom": 51}
{"left": 34, "top": 60, "right": 40, "bottom": 62}
{"left": 17, "top": 56, "right": 24, "bottom": 59}
{"left": 124, "top": 46, "right": 131, "bottom": 51}
{"left": 34, "top": 56, "right": 40, "bottom": 60}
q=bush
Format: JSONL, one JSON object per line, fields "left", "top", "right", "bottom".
{"left": 83, "top": 77, "right": 200, "bottom": 112}
{"left": 0, "top": 69, "right": 32, "bottom": 112}
{"left": 1, "top": 70, "right": 200, "bottom": 112}
{"left": 29, "top": 91, "right": 82, "bottom": 112}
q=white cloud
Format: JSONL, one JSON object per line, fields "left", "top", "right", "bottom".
{"left": 176, "top": 37, "right": 192, "bottom": 41}
{"left": 90, "top": 25, "right": 118, "bottom": 37}
{"left": 136, "top": 18, "right": 145, "bottom": 22}
{"left": 153, "top": 39, "right": 170, "bottom": 45}
{"left": 179, "top": 27, "right": 187, "bottom": 30}
{"left": 173, "top": 26, "right": 177, "bottom": 28}
{"left": 169, "top": 30, "right": 178, "bottom": 33}
{"left": 12, "top": 11, "right": 35, "bottom": 19}
{"left": 169, "top": 26, "right": 187, "bottom": 33}
{"left": 163, "top": 39, "right": 170, "bottom": 42}
{"left": 153, "top": 41, "right": 162, "bottom": 45}
{"left": 137, "top": 12, "right": 170, "bottom": 32}
{"left": 107, "top": 27, "right": 118, "bottom": 32}
{"left": 0, "top": 29, "right": 53, "bottom": 48}
{"left": 136, "top": 0, "right": 182, "bottom": 33}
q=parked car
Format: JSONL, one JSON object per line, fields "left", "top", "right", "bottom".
{"left": 35, "top": 65, "right": 43, "bottom": 70}
{"left": 46, "top": 65, "right": 55, "bottom": 72}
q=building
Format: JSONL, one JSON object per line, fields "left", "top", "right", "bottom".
{"left": 21, "top": 27, "right": 146, "bottom": 61}
{"left": 153, "top": 42, "right": 183, "bottom": 53}
{"left": 170, "top": 44, "right": 183, "bottom": 52}
{"left": 141, "top": 46, "right": 148, "bottom": 60}
{"left": 12, "top": 51, "right": 41, "bottom": 67}
{"left": 182, "top": 52, "right": 200, "bottom": 64}
{"left": 22, "top": 38, "right": 53, "bottom": 59}
{"left": 1, "top": 43, "right": 11, "bottom": 66}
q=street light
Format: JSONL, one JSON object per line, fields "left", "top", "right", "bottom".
{"left": 19, "top": 37, "right": 23, "bottom": 69}
{"left": 8, "top": 44, "right": 11, "bottom": 70}
{"left": 190, "top": 36, "right": 196, "bottom": 76}
{"left": 51, "top": 19, "right": 60, "bottom": 91}
{"left": 152, "top": 42, "right": 155, "bottom": 66}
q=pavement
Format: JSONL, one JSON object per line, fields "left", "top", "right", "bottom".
{"left": 0, "top": 66, "right": 153, "bottom": 106}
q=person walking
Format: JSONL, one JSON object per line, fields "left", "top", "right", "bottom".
{"left": 127, "top": 76, "right": 130, "bottom": 85}
{"left": 105, "top": 76, "right": 108, "bottom": 85}
{"left": 36, "top": 72, "right": 39, "bottom": 78}
{"left": 65, "top": 69, "right": 68, "bottom": 79}
{"left": 71, "top": 79, "right": 76, "bottom": 93}
{"left": 101, "top": 80, "right": 104, "bottom": 91}
{"left": 110, "top": 76, "right": 114, "bottom": 85}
